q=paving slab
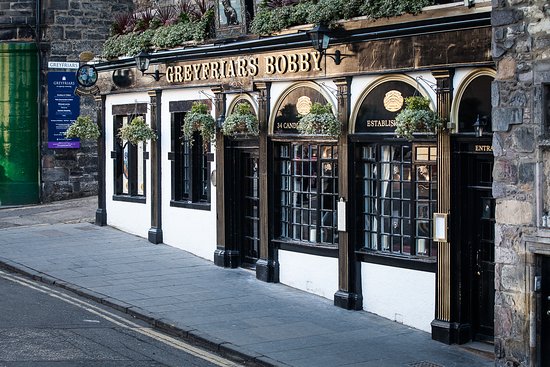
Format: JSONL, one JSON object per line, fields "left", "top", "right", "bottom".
{"left": 0, "top": 198, "right": 494, "bottom": 367}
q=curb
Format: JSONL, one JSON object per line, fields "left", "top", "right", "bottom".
{"left": 0, "top": 258, "right": 288, "bottom": 367}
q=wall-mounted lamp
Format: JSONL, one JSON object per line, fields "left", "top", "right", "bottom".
{"left": 135, "top": 51, "right": 163, "bottom": 81}
{"left": 473, "top": 114, "right": 487, "bottom": 137}
{"left": 307, "top": 24, "right": 350, "bottom": 65}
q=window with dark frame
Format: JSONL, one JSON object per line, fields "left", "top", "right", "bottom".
{"left": 359, "top": 143, "right": 437, "bottom": 258}
{"left": 113, "top": 115, "right": 146, "bottom": 199}
{"left": 170, "top": 112, "right": 210, "bottom": 207}
{"left": 276, "top": 142, "right": 338, "bottom": 246}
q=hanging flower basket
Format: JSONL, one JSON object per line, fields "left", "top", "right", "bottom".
{"left": 64, "top": 115, "right": 100, "bottom": 141}
{"left": 221, "top": 102, "right": 259, "bottom": 137}
{"left": 182, "top": 101, "right": 216, "bottom": 147}
{"left": 297, "top": 102, "right": 340, "bottom": 137}
{"left": 117, "top": 116, "right": 157, "bottom": 145}
{"left": 394, "top": 96, "right": 443, "bottom": 141}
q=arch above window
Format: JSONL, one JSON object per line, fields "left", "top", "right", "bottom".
{"left": 270, "top": 82, "right": 334, "bottom": 135}
{"left": 351, "top": 75, "right": 430, "bottom": 135}
{"left": 451, "top": 68, "right": 495, "bottom": 134}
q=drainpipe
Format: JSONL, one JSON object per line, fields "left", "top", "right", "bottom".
{"left": 35, "top": 0, "right": 43, "bottom": 203}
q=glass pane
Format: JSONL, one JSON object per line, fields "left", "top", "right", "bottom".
{"left": 429, "top": 147, "right": 437, "bottom": 161}
{"left": 137, "top": 143, "right": 144, "bottom": 196}
{"left": 416, "top": 146, "right": 429, "bottom": 161}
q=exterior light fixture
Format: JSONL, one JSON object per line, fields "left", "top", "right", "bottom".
{"left": 473, "top": 114, "right": 487, "bottom": 137}
{"left": 307, "top": 24, "right": 349, "bottom": 65}
{"left": 135, "top": 51, "right": 163, "bottom": 81}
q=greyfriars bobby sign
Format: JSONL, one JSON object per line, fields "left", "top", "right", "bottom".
{"left": 166, "top": 52, "right": 323, "bottom": 85}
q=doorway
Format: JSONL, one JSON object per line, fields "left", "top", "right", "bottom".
{"left": 454, "top": 141, "right": 495, "bottom": 343}
{"left": 226, "top": 144, "right": 260, "bottom": 268}
{"left": 541, "top": 256, "right": 550, "bottom": 367}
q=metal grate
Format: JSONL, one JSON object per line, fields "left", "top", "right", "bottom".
{"left": 408, "top": 362, "right": 444, "bottom": 367}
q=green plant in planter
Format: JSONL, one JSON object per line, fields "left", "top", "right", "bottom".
{"left": 221, "top": 102, "right": 259, "bottom": 137}
{"left": 117, "top": 116, "right": 157, "bottom": 145}
{"left": 64, "top": 115, "right": 101, "bottom": 141}
{"left": 297, "top": 102, "right": 340, "bottom": 137}
{"left": 182, "top": 101, "right": 216, "bottom": 148}
{"left": 394, "top": 96, "right": 443, "bottom": 140}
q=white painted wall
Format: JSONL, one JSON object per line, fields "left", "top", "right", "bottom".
{"left": 278, "top": 250, "right": 339, "bottom": 300}
{"left": 160, "top": 88, "right": 217, "bottom": 261}
{"left": 105, "top": 92, "right": 151, "bottom": 238}
{"left": 361, "top": 262, "right": 435, "bottom": 332}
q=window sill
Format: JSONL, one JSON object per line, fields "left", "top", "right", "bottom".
{"left": 112, "top": 195, "right": 146, "bottom": 204}
{"left": 170, "top": 200, "right": 211, "bottom": 211}
{"left": 356, "top": 249, "right": 436, "bottom": 272}
{"left": 273, "top": 238, "right": 338, "bottom": 258}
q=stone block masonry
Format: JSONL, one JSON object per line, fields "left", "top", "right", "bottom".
{"left": 492, "top": 1, "right": 550, "bottom": 366}
{"left": 40, "top": 0, "right": 133, "bottom": 202}
{"left": 1, "top": 0, "right": 134, "bottom": 202}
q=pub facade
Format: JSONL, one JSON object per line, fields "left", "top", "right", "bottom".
{"left": 95, "top": 1, "right": 495, "bottom": 345}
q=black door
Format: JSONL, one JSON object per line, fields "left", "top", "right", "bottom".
{"left": 541, "top": 256, "right": 550, "bottom": 367}
{"left": 241, "top": 150, "right": 260, "bottom": 266}
{"left": 227, "top": 146, "right": 260, "bottom": 268}
{"left": 466, "top": 153, "right": 495, "bottom": 341}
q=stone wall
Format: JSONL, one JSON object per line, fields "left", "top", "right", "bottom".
{"left": 493, "top": 1, "right": 550, "bottom": 366}
{"left": 39, "top": 0, "right": 133, "bottom": 202}
{"left": 1, "top": 1, "right": 133, "bottom": 202}
{"left": 0, "top": 0, "right": 36, "bottom": 39}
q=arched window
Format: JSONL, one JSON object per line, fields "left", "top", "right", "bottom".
{"left": 453, "top": 70, "right": 495, "bottom": 134}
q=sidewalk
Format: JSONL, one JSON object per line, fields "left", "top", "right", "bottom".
{"left": 0, "top": 198, "right": 493, "bottom": 367}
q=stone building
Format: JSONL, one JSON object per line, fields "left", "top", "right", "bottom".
{"left": 492, "top": 1, "right": 550, "bottom": 366}
{"left": 0, "top": 0, "right": 132, "bottom": 204}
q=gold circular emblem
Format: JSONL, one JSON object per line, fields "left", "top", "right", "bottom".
{"left": 384, "top": 90, "right": 404, "bottom": 112}
{"left": 296, "top": 96, "right": 312, "bottom": 115}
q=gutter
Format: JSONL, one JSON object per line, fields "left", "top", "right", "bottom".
{"left": 94, "top": 10, "right": 491, "bottom": 72}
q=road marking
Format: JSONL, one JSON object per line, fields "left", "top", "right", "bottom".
{"left": 0, "top": 270, "right": 244, "bottom": 367}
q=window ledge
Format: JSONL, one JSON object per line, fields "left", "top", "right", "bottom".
{"left": 274, "top": 238, "right": 338, "bottom": 258}
{"left": 356, "top": 249, "right": 436, "bottom": 272}
{"left": 170, "top": 200, "right": 211, "bottom": 211}
{"left": 112, "top": 195, "right": 146, "bottom": 204}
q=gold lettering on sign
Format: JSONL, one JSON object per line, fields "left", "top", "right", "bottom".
{"left": 165, "top": 51, "right": 326, "bottom": 84}
{"left": 366, "top": 119, "right": 397, "bottom": 127}
{"left": 383, "top": 90, "right": 404, "bottom": 112}
{"left": 276, "top": 122, "right": 299, "bottom": 130}
{"left": 474, "top": 145, "right": 493, "bottom": 152}
{"left": 248, "top": 58, "right": 259, "bottom": 76}
{"left": 265, "top": 56, "right": 275, "bottom": 75}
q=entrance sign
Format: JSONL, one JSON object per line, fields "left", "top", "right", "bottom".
{"left": 47, "top": 72, "right": 80, "bottom": 148}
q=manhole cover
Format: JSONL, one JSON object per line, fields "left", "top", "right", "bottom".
{"left": 408, "top": 362, "right": 444, "bottom": 367}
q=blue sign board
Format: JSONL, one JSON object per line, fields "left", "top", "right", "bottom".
{"left": 47, "top": 72, "right": 80, "bottom": 148}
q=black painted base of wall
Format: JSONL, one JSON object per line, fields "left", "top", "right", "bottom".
{"left": 334, "top": 290, "right": 363, "bottom": 310}
{"left": 431, "top": 319, "right": 471, "bottom": 345}
{"left": 95, "top": 208, "right": 107, "bottom": 226}
{"left": 214, "top": 249, "right": 240, "bottom": 268}
{"left": 148, "top": 227, "right": 163, "bottom": 244}
{"left": 256, "top": 259, "right": 279, "bottom": 283}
